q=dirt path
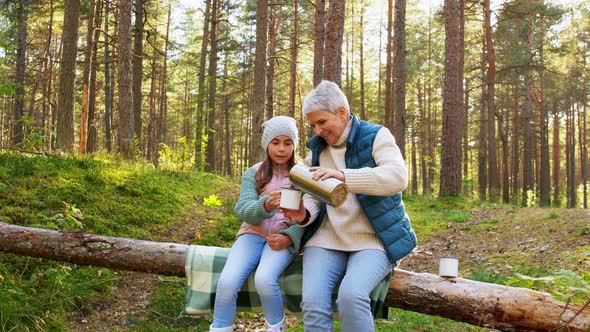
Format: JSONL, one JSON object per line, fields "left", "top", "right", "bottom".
{"left": 399, "top": 206, "right": 590, "bottom": 278}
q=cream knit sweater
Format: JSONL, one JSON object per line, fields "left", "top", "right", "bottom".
{"left": 301, "top": 118, "right": 408, "bottom": 252}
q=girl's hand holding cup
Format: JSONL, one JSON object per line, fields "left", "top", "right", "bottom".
{"left": 264, "top": 191, "right": 282, "bottom": 212}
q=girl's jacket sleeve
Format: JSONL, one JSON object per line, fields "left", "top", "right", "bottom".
{"left": 234, "top": 166, "right": 274, "bottom": 224}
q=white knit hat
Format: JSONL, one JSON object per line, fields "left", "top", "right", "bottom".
{"left": 261, "top": 116, "right": 299, "bottom": 152}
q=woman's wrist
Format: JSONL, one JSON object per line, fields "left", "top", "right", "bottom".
{"left": 296, "top": 210, "right": 311, "bottom": 225}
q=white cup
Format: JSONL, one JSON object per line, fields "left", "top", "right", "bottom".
{"left": 280, "top": 188, "right": 302, "bottom": 210}
{"left": 439, "top": 256, "right": 459, "bottom": 278}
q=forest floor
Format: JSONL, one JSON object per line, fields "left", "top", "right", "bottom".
{"left": 66, "top": 198, "right": 590, "bottom": 331}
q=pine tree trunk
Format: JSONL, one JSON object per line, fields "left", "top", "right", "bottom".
{"left": 312, "top": 0, "right": 325, "bottom": 87}
{"left": 132, "top": 0, "right": 144, "bottom": 151}
{"left": 12, "top": 0, "right": 29, "bottom": 146}
{"left": 393, "top": 0, "right": 407, "bottom": 158}
{"left": 552, "top": 105, "right": 560, "bottom": 205}
{"left": 581, "top": 85, "right": 588, "bottom": 208}
{"left": 323, "top": 0, "right": 345, "bottom": 86}
{"left": 426, "top": 13, "right": 434, "bottom": 194}
{"left": 195, "top": 0, "right": 211, "bottom": 170}
{"left": 157, "top": 3, "right": 172, "bottom": 159}
{"left": 79, "top": 0, "right": 96, "bottom": 154}
{"left": 28, "top": 0, "right": 52, "bottom": 130}
{"left": 522, "top": 17, "right": 534, "bottom": 206}
{"left": 223, "top": 64, "right": 231, "bottom": 176}
{"left": 478, "top": 33, "right": 488, "bottom": 201}
{"left": 117, "top": 0, "right": 135, "bottom": 158}
{"left": 87, "top": 0, "right": 102, "bottom": 154}
{"left": 265, "top": 4, "right": 282, "bottom": 119}
{"left": 288, "top": 0, "right": 298, "bottom": 118}
{"left": 384, "top": 0, "right": 394, "bottom": 131}
{"left": 418, "top": 80, "right": 428, "bottom": 195}
{"left": 411, "top": 125, "right": 418, "bottom": 195}
{"left": 512, "top": 83, "right": 520, "bottom": 204}
{"left": 484, "top": 0, "right": 499, "bottom": 200}
{"left": 249, "top": 0, "right": 268, "bottom": 166}
{"left": 56, "top": 0, "right": 81, "bottom": 153}
{"left": 147, "top": 59, "right": 157, "bottom": 162}
{"left": 439, "top": 0, "right": 462, "bottom": 196}
{"left": 104, "top": 0, "right": 113, "bottom": 152}
{"left": 498, "top": 111, "right": 510, "bottom": 203}
{"left": 359, "top": 0, "right": 366, "bottom": 121}
{"left": 205, "top": 0, "right": 219, "bottom": 172}
{"left": 567, "top": 97, "right": 576, "bottom": 208}
{"left": 539, "top": 14, "right": 550, "bottom": 207}
{"left": 45, "top": 32, "right": 57, "bottom": 151}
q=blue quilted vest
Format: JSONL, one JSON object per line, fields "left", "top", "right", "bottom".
{"left": 301, "top": 115, "right": 417, "bottom": 263}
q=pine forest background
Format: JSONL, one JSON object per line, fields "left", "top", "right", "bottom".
{"left": 0, "top": 0, "right": 589, "bottom": 208}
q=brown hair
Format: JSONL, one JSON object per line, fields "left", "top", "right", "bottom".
{"left": 255, "top": 153, "right": 302, "bottom": 193}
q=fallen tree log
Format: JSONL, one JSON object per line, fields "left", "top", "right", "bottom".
{"left": 1, "top": 221, "right": 588, "bottom": 331}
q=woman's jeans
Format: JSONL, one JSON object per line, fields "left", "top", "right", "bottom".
{"left": 301, "top": 247, "right": 392, "bottom": 332}
{"left": 211, "top": 234, "right": 295, "bottom": 328}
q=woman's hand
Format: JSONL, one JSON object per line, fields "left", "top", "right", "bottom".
{"left": 266, "top": 234, "right": 293, "bottom": 251}
{"left": 310, "top": 166, "right": 345, "bottom": 182}
{"left": 280, "top": 200, "right": 308, "bottom": 224}
{"left": 264, "top": 191, "right": 281, "bottom": 212}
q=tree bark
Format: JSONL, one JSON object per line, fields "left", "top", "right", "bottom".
{"left": 478, "top": 30, "right": 487, "bottom": 201}
{"left": 312, "top": 0, "right": 325, "bottom": 87}
{"left": 104, "top": 0, "right": 113, "bottom": 152}
{"left": 484, "top": 0, "right": 499, "bottom": 200}
{"left": 13, "top": 0, "right": 29, "bottom": 146}
{"left": 87, "top": 0, "right": 102, "bottom": 154}
{"left": 522, "top": 16, "right": 534, "bottom": 206}
{"left": 1, "top": 221, "right": 588, "bottom": 332}
{"left": 323, "top": 0, "right": 345, "bottom": 86}
{"left": 384, "top": 0, "right": 393, "bottom": 131}
{"left": 195, "top": 0, "right": 211, "bottom": 170}
{"left": 249, "top": 0, "right": 268, "bottom": 166}
{"left": 147, "top": 59, "right": 158, "bottom": 162}
{"left": 157, "top": 3, "right": 172, "bottom": 161}
{"left": 512, "top": 83, "right": 520, "bottom": 205}
{"left": 538, "top": 13, "right": 550, "bottom": 207}
{"left": 288, "top": 0, "right": 298, "bottom": 119}
{"left": 29, "top": 0, "right": 52, "bottom": 130}
{"left": 132, "top": 0, "right": 144, "bottom": 150}
{"left": 439, "top": 0, "right": 462, "bottom": 196}
{"left": 552, "top": 104, "right": 560, "bottom": 205}
{"left": 205, "top": 0, "right": 219, "bottom": 172}
{"left": 393, "top": 0, "right": 407, "bottom": 158}
{"left": 265, "top": 3, "right": 282, "bottom": 119}
{"left": 359, "top": 0, "right": 366, "bottom": 121}
{"left": 79, "top": 0, "right": 96, "bottom": 155}
{"left": 56, "top": 0, "right": 81, "bottom": 153}
{"left": 117, "top": 0, "right": 135, "bottom": 159}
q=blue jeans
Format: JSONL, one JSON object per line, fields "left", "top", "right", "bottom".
{"left": 211, "top": 234, "right": 295, "bottom": 328}
{"left": 301, "top": 247, "right": 392, "bottom": 332}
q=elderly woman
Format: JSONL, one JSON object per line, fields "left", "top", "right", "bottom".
{"left": 283, "top": 80, "right": 417, "bottom": 332}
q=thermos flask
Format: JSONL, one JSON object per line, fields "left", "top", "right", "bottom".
{"left": 289, "top": 164, "right": 348, "bottom": 207}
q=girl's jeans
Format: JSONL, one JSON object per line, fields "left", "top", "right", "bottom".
{"left": 301, "top": 247, "right": 392, "bottom": 332}
{"left": 211, "top": 233, "right": 295, "bottom": 328}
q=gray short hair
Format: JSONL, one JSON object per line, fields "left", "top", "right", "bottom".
{"left": 302, "top": 80, "right": 350, "bottom": 116}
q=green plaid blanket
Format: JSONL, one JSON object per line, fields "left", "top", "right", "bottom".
{"left": 184, "top": 245, "right": 390, "bottom": 319}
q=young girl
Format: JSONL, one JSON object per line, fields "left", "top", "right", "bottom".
{"left": 209, "top": 116, "right": 303, "bottom": 332}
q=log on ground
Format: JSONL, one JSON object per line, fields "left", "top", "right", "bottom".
{"left": 0, "top": 221, "right": 588, "bottom": 331}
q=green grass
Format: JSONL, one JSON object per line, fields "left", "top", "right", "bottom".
{"left": 0, "top": 152, "right": 233, "bottom": 331}
{"left": 403, "top": 195, "right": 479, "bottom": 241}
